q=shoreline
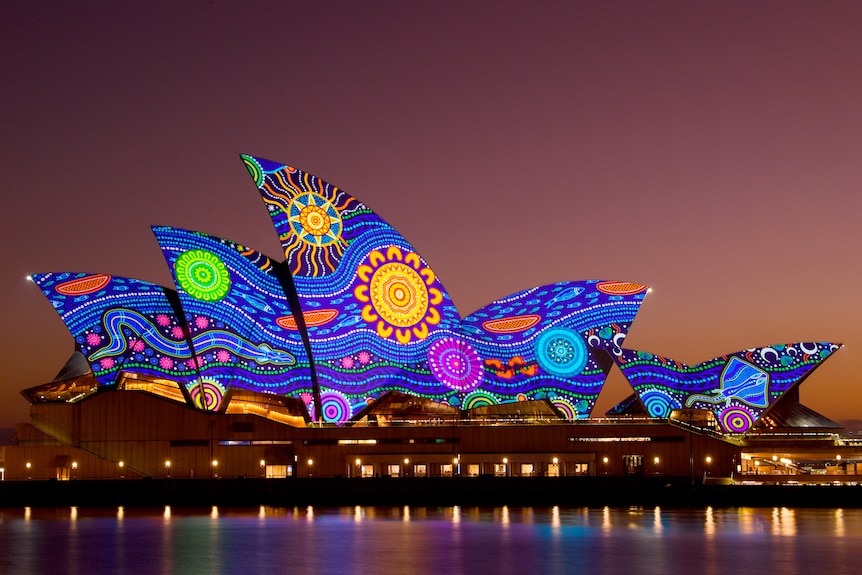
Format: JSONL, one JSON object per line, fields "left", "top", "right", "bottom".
{"left": 2, "top": 476, "right": 861, "bottom": 509}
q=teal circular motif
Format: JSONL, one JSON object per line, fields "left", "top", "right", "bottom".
{"left": 640, "top": 390, "right": 675, "bottom": 418}
{"left": 175, "top": 249, "right": 231, "bottom": 301}
{"left": 535, "top": 328, "right": 588, "bottom": 377}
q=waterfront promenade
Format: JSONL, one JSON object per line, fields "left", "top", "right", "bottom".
{"left": 2, "top": 476, "right": 862, "bottom": 509}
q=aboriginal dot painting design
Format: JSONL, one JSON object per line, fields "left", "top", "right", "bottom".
{"left": 241, "top": 155, "right": 362, "bottom": 277}
{"left": 244, "top": 156, "right": 651, "bottom": 421}
{"left": 32, "top": 156, "right": 840, "bottom": 429}
{"left": 460, "top": 281, "right": 647, "bottom": 418}
{"left": 427, "top": 337, "right": 484, "bottom": 392}
{"left": 304, "top": 389, "right": 352, "bottom": 423}
{"left": 354, "top": 246, "right": 443, "bottom": 344}
{"left": 153, "top": 226, "right": 312, "bottom": 405}
{"left": 608, "top": 343, "right": 840, "bottom": 432}
{"left": 32, "top": 273, "right": 196, "bottom": 387}
{"left": 187, "top": 378, "right": 226, "bottom": 411}
{"left": 174, "top": 249, "right": 231, "bottom": 302}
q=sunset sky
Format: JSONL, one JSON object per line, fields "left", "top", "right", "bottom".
{"left": 2, "top": 1, "right": 861, "bottom": 429}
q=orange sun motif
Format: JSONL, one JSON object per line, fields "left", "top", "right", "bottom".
{"left": 353, "top": 246, "right": 443, "bottom": 344}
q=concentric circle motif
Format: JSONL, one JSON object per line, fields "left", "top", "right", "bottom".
{"left": 318, "top": 391, "right": 352, "bottom": 424}
{"left": 354, "top": 246, "right": 443, "bottom": 344}
{"left": 370, "top": 263, "right": 429, "bottom": 327}
{"left": 535, "top": 328, "right": 589, "bottom": 377}
{"left": 187, "top": 379, "right": 225, "bottom": 411}
{"left": 463, "top": 390, "right": 497, "bottom": 410}
{"left": 288, "top": 192, "right": 342, "bottom": 247}
{"left": 640, "top": 390, "right": 675, "bottom": 418}
{"left": 719, "top": 406, "right": 755, "bottom": 433}
{"left": 427, "top": 337, "right": 484, "bottom": 392}
{"left": 175, "top": 249, "right": 231, "bottom": 301}
{"left": 551, "top": 397, "right": 578, "bottom": 420}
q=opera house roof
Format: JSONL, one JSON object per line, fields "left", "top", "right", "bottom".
{"left": 30, "top": 155, "right": 840, "bottom": 434}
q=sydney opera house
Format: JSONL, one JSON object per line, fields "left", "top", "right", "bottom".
{"left": 2, "top": 155, "right": 859, "bottom": 483}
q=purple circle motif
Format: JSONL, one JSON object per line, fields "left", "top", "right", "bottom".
{"left": 427, "top": 337, "right": 484, "bottom": 392}
{"left": 720, "top": 406, "right": 754, "bottom": 433}
{"left": 318, "top": 392, "right": 351, "bottom": 423}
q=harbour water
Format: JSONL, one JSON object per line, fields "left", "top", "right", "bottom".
{"left": 1, "top": 505, "right": 859, "bottom": 574}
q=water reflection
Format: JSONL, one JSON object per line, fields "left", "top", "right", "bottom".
{"left": 0, "top": 506, "right": 860, "bottom": 575}
{"left": 705, "top": 505, "right": 715, "bottom": 536}
{"left": 771, "top": 507, "right": 796, "bottom": 536}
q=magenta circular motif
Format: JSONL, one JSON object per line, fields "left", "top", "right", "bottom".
{"left": 427, "top": 337, "right": 484, "bottom": 392}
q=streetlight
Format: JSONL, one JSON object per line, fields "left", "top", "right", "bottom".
{"left": 212, "top": 459, "right": 218, "bottom": 478}
{"left": 260, "top": 459, "right": 266, "bottom": 478}
{"left": 307, "top": 458, "right": 313, "bottom": 477}
{"left": 653, "top": 456, "right": 660, "bottom": 474}
{"left": 403, "top": 458, "right": 410, "bottom": 477}
{"left": 71, "top": 461, "right": 78, "bottom": 480}
{"left": 26, "top": 462, "right": 32, "bottom": 480}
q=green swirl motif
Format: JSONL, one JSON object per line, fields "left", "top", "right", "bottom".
{"left": 175, "top": 249, "right": 231, "bottom": 301}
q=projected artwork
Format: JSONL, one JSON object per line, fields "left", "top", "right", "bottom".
{"left": 153, "top": 226, "right": 313, "bottom": 410}
{"left": 243, "top": 155, "right": 649, "bottom": 420}
{"left": 607, "top": 343, "right": 840, "bottom": 432}
{"left": 30, "top": 155, "right": 839, "bottom": 430}
{"left": 32, "top": 273, "right": 196, "bottom": 387}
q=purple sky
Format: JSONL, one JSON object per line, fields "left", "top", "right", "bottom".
{"left": 2, "top": 1, "right": 861, "bottom": 429}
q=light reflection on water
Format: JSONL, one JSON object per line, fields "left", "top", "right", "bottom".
{"left": 1, "top": 505, "right": 861, "bottom": 575}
